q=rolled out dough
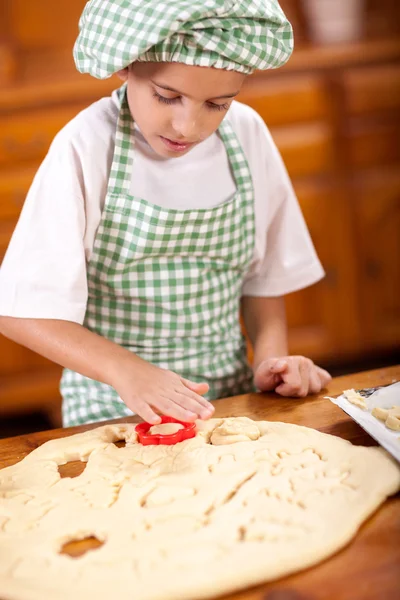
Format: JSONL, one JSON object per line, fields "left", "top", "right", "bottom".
{"left": 0, "top": 417, "right": 399, "bottom": 600}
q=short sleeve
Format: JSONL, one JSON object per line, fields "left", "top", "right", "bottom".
{"left": 0, "top": 135, "right": 88, "bottom": 323}
{"left": 240, "top": 110, "right": 325, "bottom": 297}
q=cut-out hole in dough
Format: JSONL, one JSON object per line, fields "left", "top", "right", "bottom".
{"left": 58, "top": 461, "right": 86, "bottom": 479}
{"left": 113, "top": 440, "right": 126, "bottom": 448}
{"left": 60, "top": 536, "right": 104, "bottom": 558}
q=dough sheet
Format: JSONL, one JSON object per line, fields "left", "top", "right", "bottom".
{"left": 0, "top": 417, "right": 399, "bottom": 600}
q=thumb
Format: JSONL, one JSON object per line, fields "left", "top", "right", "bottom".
{"left": 254, "top": 358, "right": 284, "bottom": 391}
{"left": 181, "top": 378, "right": 210, "bottom": 396}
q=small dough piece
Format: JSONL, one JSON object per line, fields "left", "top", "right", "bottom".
{"left": 343, "top": 389, "right": 367, "bottom": 410}
{"left": 385, "top": 414, "right": 400, "bottom": 432}
{"left": 149, "top": 423, "right": 184, "bottom": 436}
{"left": 210, "top": 417, "right": 260, "bottom": 445}
{"left": 371, "top": 406, "right": 400, "bottom": 431}
{"left": 372, "top": 407, "right": 389, "bottom": 421}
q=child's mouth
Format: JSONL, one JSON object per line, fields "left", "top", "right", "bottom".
{"left": 160, "top": 136, "right": 195, "bottom": 153}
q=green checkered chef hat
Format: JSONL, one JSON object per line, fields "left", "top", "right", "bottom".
{"left": 74, "top": 0, "right": 293, "bottom": 78}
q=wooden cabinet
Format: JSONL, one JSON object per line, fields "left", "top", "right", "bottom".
{"left": 239, "top": 74, "right": 330, "bottom": 126}
{"left": 343, "top": 64, "right": 400, "bottom": 116}
{"left": 0, "top": 0, "right": 399, "bottom": 421}
{"left": 238, "top": 45, "right": 400, "bottom": 369}
{"left": 285, "top": 182, "right": 360, "bottom": 360}
{"left": 352, "top": 167, "right": 400, "bottom": 351}
{"left": 272, "top": 122, "right": 335, "bottom": 178}
{"left": 346, "top": 118, "right": 400, "bottom": 168}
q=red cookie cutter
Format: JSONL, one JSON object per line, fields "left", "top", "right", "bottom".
{"left": 135, "top": 416, "right": 196, "bottom": 446}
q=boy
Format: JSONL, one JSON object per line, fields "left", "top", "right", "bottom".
{"left": 0, "top": 0, "right": 331, "bottom": 426}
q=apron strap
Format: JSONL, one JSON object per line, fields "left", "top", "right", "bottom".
{"left": 218, "top": 118, "right": 254, "bottom": 198}
{"left": 107, "top": 83, "right": 135, "bottom": 196}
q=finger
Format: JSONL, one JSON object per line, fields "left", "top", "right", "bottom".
{"left": 308, "top": 368, "right": 322, "bottom": 394}
{"left": 181, "top": 378, "right": 210, "bottom": 401}
{"left": 316, "top": 367, "right": 332, "bottom": 388}
{"left": 254, "top": 370, "right": 281, "bottom": 392}
{"left": 275, "top": 382, "right": 298, "bottom": 397}
{"left": 153, "top": 395, "right": 199, "bottom": 422}
{"left": 132, "top": 400, "right": 162, "bottom": 424}
{"left": 170, "top": 391, "right": 214, "bottom": 420}
{"left": 269, "top": 358, "right": 289, "bottom": 374}
{"left": 179, "top": 381, "right": 214, "bottom": 416}
{"left": 297, "top": 360, "right": 310, "bottom": 398}
{"left": 254, "top": 359, "right": 283, "bottom": 391}
{"left": 278, "top": 362, "right": 302, "bottom": 396}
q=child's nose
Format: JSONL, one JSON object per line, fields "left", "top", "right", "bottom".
{"left": 172, "top": 109, "right": 201, "bottom": 141}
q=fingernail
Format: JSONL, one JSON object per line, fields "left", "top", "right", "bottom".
{"left": 201, "top": 409, "right": 213, "bottom": 419}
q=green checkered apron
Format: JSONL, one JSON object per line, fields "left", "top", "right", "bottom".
{"left": 61, "top": 85, "right": 256, "bottom": 426}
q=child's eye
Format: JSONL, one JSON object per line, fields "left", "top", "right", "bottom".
{"left": 206, "top": 102, "right": 229, "bottom": 112}
{"left": 153, "top": 91, "right": 179, "bottom": 105}
{"left": 153, "top": 91, "right": 229, "bottom": 112}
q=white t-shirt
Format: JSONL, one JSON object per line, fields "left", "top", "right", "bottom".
{"left": 0, "top": 91, "right": 324, "bottom": 324}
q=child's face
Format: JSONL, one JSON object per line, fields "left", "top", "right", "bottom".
{"left": 118, "top": 62, "right": 246, "bottom": 158}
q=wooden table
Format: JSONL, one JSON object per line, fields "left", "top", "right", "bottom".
{"left": 1, "top": 366, "right": 399, "bottom": 600}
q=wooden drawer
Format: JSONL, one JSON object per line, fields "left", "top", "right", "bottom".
{"left": 0, "top": 103, "right": 86, "bottom": 166}
{"left": 239, "top": 74, "right": 330, "bottom": 127}
{"left": 346, "top": 118, "right": 400, "bottom": 168}
{"left": 0, "top": 166, "right": 36, "bottom": 220}
{"left": 343, "top": 65, "right": 400, "bottom": 115}
{"left": 272, "top": 123, "right": 335, "bottom": 178}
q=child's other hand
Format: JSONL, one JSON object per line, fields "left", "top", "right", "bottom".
{"left": 254, "top": 356, "right": 331, "bottom": 397}
{"left": 111, "top": 357, "right": 214, "bottom": 424}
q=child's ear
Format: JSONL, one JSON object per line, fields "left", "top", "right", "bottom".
{"left": 116, "top": 67, "right": 129, "bottom": 82}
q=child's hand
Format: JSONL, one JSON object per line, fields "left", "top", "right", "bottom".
{"left": 254, "top": 356, "right": 331, "bottom": 397}
{"left": 111, "top": 357, "right": 214, "bottom": 424}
